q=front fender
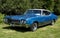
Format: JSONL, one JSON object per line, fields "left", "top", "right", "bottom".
{"left": 26, "top": 17, "right": 36, "bottom": 25}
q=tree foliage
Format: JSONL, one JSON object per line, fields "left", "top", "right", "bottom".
{"left": 0, "top": 0, "right": 60, "bottom": 15}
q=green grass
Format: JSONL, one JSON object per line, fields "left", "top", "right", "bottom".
{"left": 0, "top": 17, "right": 60, "bottom": 38}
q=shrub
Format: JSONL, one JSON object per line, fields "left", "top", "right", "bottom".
{"left": 0, "top": 13, "right": 5, "bottom": 23}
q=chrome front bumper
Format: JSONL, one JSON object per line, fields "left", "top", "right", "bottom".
{"left": 9, "top": 23, "right": 29, "bottom": 28}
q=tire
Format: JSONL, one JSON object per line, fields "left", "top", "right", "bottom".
{"left": 51, "top": 20, "right": 55, "bottom": 25}
{"left": 30, "top": 23, "right": 38, "bottom": 31}
{"left": 10, "top": 23, "right": 15, "bottom": 27}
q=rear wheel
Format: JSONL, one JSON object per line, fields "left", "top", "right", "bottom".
{"left": 51, "top": 20, "right": 56, "bottom": 25}
{"left": 30, "top": 23, "right": 38, "bottom": 31}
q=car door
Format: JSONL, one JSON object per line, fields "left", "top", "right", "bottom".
{"left": 41, "top": 10, "right": 51, "bottom": 25}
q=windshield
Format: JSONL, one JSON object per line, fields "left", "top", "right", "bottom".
{"left": 24, "top": 10, "right": 41, "bottom": 15}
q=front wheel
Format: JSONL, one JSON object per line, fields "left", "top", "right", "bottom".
{"left": 10, "top": 23, "right": 15, "bottom": 27}
{"left": 30, "top": 23, "right": 38, "bottom": 31}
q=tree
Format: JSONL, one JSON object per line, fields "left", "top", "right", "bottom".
{"left": 0, "top": 0, "right": 60, "bottom": 15}
{"left": 54, "top": 0, "right": 60, "bottom": 15}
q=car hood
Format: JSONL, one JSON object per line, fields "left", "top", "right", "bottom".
{"left": 5, "top": 14, "right": 37, "bottom": 20}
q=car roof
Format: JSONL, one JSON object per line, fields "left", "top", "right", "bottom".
{"left": 28, "top": 9, "right": 51, "bottom": 12}
{"left": 28, "top": 9, "right": 45, "bottom": 10}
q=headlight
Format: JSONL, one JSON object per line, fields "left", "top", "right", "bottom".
{"left": 21, "top": 20, "right": 26, "bottom": 24}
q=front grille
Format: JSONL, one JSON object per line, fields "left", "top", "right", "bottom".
{"left": 8, "top": 19, "right": 20, "bottom": 24}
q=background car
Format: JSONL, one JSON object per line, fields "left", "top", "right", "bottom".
{"left": 4, "top": 9, "right": 58, "bottom": 31}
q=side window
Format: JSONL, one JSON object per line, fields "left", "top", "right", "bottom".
{"left": 43, "top": 11, "right": 50, "bottom": 15}
{"left": 33, "top": 10, "right": 41, "bottom": 14}
{"left": 33, "top": 10, "right": 41, "bottom": 16}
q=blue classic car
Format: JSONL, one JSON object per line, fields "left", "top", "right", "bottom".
{"left": 4, "top": 9, "right": 57, "bottom": 31}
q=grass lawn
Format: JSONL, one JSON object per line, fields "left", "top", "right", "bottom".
{"left": 0, "top": 17, "right": 60, "bottom": 38}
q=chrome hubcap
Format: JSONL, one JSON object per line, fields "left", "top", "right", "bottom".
{"left": 32, "top": 23, "right": 37, "bottom": 31}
